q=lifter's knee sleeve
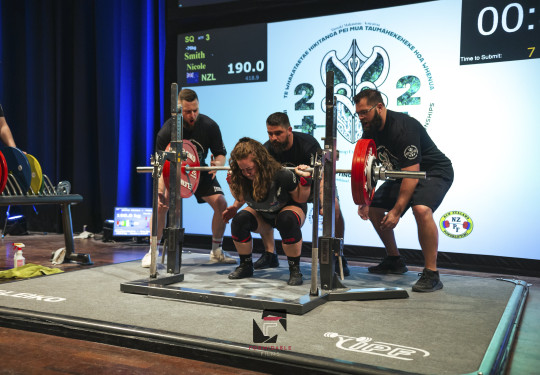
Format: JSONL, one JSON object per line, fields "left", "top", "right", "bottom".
{"left": 231, "top": 210, "right": 258, "bottom": 243}
{"left": 276, "top": 210, "right": 302, "bottom": 244}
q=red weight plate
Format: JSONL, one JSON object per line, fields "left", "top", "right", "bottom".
{"left": 351, "top": 139, "right": 377, "bottom": 205}
{"left": 179, "top": 140, "right": 200, "bottom": 198}
{"left": 162, "top": 140, "right": 200, "bottom": 198}
{"left": 0, "top": 151, "right": 7, "bottom": 194}
{"left": 163, "top": 146, "right": 170, "bottom": 190}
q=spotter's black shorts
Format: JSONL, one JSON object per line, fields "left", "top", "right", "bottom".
{"left": 370, "top": 173, "right": 453, "bottom": 215}
{"left": 193, "top": 172, "right": 224, "bottom": 204}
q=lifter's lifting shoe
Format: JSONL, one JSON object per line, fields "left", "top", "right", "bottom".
{"left": 228, "top": 262, "right": 254, "bottom": 279}
{"left": 412, "top": 268, "right": 443, "bottom": 292}
{"left": 210, "top": 248, "right": 237, "bottom": 264}
{"left": 287, "top": 265, "right": 303, "bottom": 286}
{"left": 253, "top": 251, "right": 279, "bottom": 269}
{"left": 368, "top": 256, "right": 408, "bottom": 274}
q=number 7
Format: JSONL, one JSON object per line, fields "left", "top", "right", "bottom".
{"left": 528, "top": 47, "right": 535, "bottom": 58}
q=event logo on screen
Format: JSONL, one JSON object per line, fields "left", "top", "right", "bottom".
{"left": 321, "top": 41, "right": 390, "bottom": 144}
{"left": 281, "top": 22, "right": 437, "bottom": 181}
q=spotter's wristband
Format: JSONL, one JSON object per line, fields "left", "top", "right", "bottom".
{"left": 300, "top": 176, "right": 312, "bottom": 186}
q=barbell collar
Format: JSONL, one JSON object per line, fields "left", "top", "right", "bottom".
{"left": 376, "top": 166, "right": 426, "bottom": 180}
{"left": 138, "top": 166, "right": 154, "bottom": 173}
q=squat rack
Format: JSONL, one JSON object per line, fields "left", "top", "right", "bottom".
{"left": 120, "top": 74, "right": 408, "bottom": 315}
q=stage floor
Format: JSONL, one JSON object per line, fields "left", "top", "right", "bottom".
{"left": 0, "top": 234, "right": 539, "bottom": 374}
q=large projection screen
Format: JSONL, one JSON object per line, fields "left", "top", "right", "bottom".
{"left": 170, "top": 0, "right": 540, "bottom": 261}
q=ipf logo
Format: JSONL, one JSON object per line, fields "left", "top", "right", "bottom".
{"left": 440, "top": 211, "right": 473, "bottom": 239}
{"left": 253, "top": 310, "right": 287, "bottom": 343}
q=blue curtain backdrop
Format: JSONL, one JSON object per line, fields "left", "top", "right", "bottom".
{"left": 0, "top": 0, "right": 165, "bottom": 233}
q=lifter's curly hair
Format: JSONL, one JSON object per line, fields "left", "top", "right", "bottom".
{"left": 229, "top": 137, "right": 282, "bottom": 202}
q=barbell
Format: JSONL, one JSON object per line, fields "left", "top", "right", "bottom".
{"left": 137, "top": 139, "right": 426, "bottom": 206}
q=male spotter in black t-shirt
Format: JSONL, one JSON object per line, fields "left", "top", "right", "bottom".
{"left": 265, "top": 131, "right": 318, "bottom": 168}
{"left": 354, "top": 89, "right": 453, "bottom": 292}
{"left": 141, "top": 89, "right": 236, "bottom": 267}
{"left": 254, "top": 112, "right": 349, "bottom": 277}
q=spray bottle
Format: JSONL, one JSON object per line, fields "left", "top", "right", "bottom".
{"left": 13, "top": 243, "right": 25, "bottom": 268}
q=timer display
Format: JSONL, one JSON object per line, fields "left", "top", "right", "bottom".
{"left": 460, "top": 0, "right": 539, "bottom": 64}
{"left": 177, "top": 23, "right": 267, "bottom": 86}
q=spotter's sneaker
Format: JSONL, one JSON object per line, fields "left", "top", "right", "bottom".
{"left": 253, "top": 251, "right": 279, "bottom": 269}
{"left": 209, "top": 248, "right": 237, "bottom": 264}
{"left": 141, "top": 249, "right": 154, "bottom": 268}
{"left": 368, "top": 256, "right": 408, "bottom": 274}
{"left": 412, "top": 268, "right": 443, "bottom": 292}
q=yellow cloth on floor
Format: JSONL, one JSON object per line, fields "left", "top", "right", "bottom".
{"left": 0, "top": 263, "right": 64, "bottom": 279}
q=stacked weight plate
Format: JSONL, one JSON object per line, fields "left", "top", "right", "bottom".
{"left": 0, "top": 146, "right": 91, "bottom": 265}
{"left": 0, "top": 146, "right": 68, "bottom": 196}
